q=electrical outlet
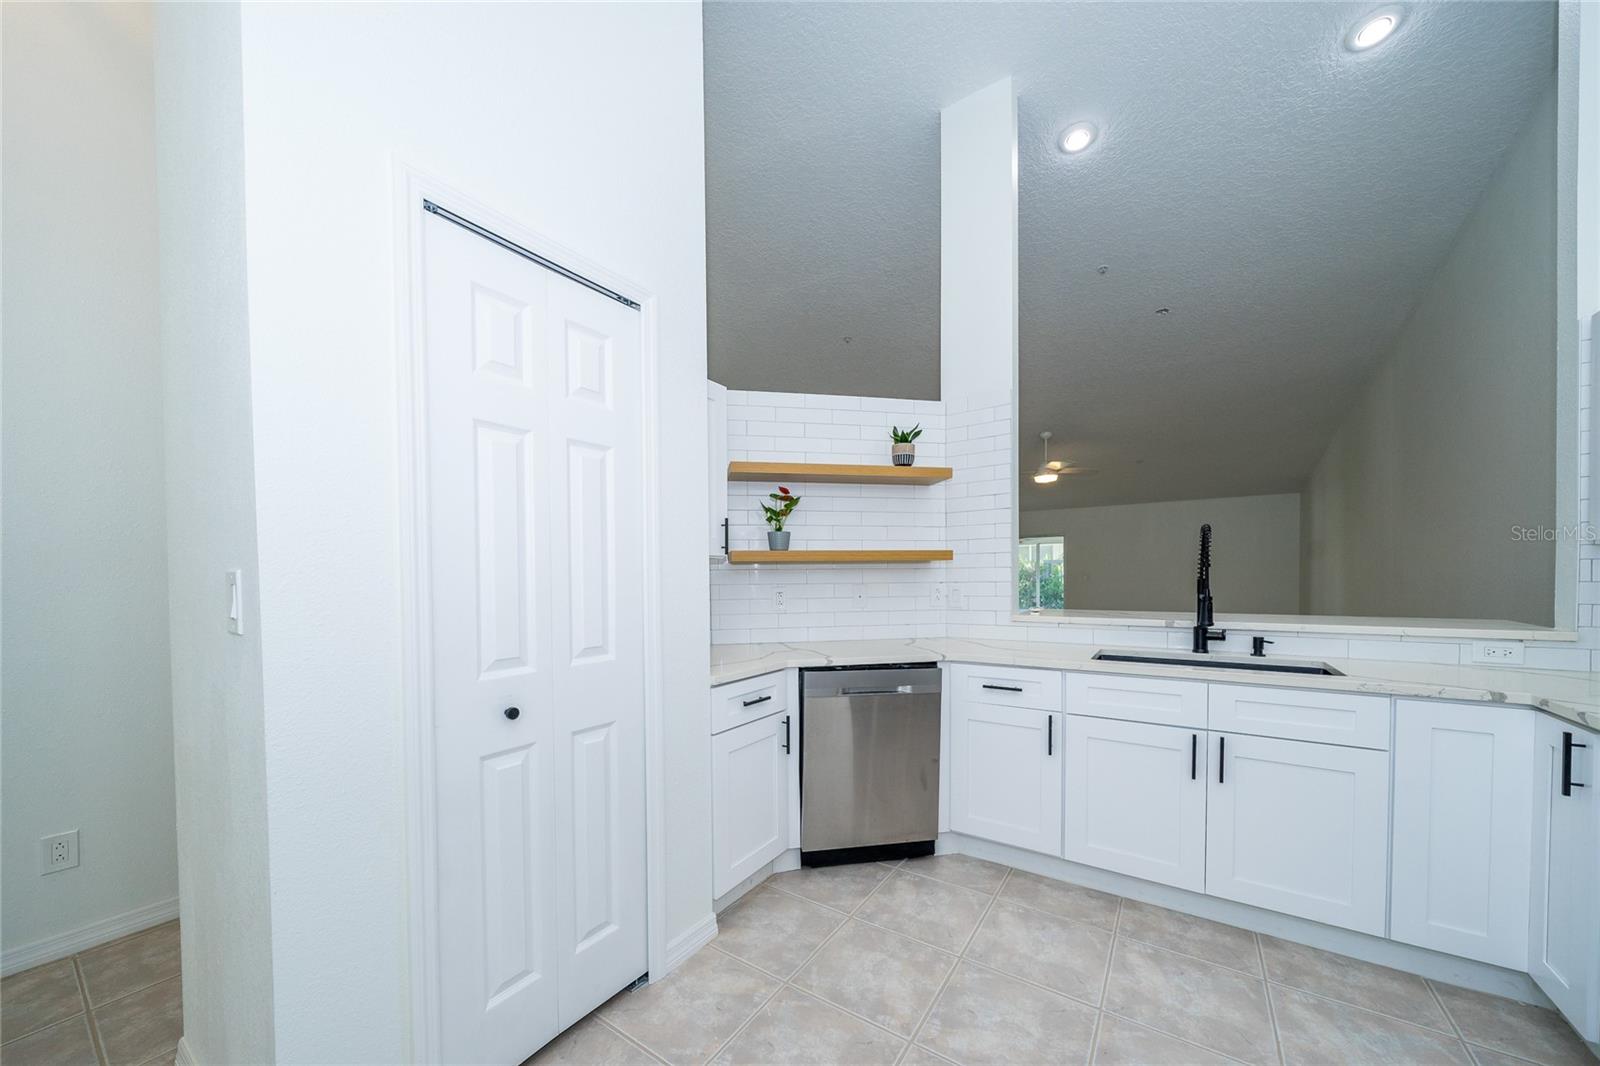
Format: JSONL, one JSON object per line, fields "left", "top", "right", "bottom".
{"left": 773, "top": 586, "right": 789, "bottom": 613}
{"left": 931, "top": 584, "right": 946, "bottom": 608}
{"left": 1471, "top": 641, "right": 1525, "bottom": 665}
{"left": 42, "top": 830, "right": 78, "bottom": 874}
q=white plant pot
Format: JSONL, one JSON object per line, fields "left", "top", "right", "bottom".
{"left": 891, "top": 443, "right": 916, "bottom": 466}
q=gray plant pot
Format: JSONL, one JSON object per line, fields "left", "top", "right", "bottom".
{"left": 767, "top": 530, "right": 791, "bottom": 550}
{"left": 891, "top": 443, "right": 916, "bottom": 466}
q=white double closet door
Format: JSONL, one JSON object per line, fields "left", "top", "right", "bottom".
{"left": 423, "top": 212, "right": 647, "bottom": 1064}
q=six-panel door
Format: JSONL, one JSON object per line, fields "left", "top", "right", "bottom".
{"left": 425, "top": 212, "right": 646, "bottom": 1063}
{"left": 1529, "top": 715, "right": 1600, "bottom": 1042}
{"left": 712, "top": 712, "right": 792, "bottom": 897}
{"left": 1063, "top": 717, "right": 1207, "bottom": 891}
{"left": 1205, "top": 732, "right": 1390, "bottom": 935}
{"left": 949, "top": 698, "right": 1063, "bottom": 855}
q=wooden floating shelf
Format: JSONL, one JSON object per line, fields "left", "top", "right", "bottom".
{"left": 727, "top": 549, "right": 954, "bottom": 565}
{"left": 728, "top": 461, "right": 953, "bottom": 486}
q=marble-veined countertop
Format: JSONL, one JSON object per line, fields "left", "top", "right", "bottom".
{"left": 710, "top": 637, "right": 1600, "bottom": 730}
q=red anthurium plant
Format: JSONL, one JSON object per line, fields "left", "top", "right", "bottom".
{"left": 761, "top": 485, "right": 801, "bottom": 531}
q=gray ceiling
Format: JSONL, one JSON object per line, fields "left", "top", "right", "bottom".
{"left": 703, "top": 1, "right": 1556, "bottom": 507}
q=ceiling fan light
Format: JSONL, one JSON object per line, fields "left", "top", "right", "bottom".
{"left": 1033, "top": 469, "right": 1059, "bottom": 484}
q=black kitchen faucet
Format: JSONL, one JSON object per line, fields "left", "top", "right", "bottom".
{"left": 1193, "top": 524, "right": 1228, "bottom": 653}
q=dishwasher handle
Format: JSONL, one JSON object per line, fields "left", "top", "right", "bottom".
{"left": 841, "top": 685, "right": 914, "bottom": 696}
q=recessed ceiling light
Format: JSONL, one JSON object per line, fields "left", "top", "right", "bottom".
{"left": 1348, "top": 11, "right": 1399, "bottom": 50}
{"left": 1060, "top": 123, "right": 1097, "bottom": 154}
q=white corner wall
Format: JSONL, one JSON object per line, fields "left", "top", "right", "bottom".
{"left": 1, "top": 0, "right": 179, "bottom": 967}
{"left": 151, "top": 3, "right": 277, "bottom": 1061}
{"left": 225, "top": 4, "right": 711, "bottom": 1058}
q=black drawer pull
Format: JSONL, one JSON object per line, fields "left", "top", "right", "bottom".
{"left": 982, "top": 683, "right": 1023, "bottom": 692}
{"left": 1190, "top": 733, "right": 1198, "bottom": 780}
{"left": 742, "top": 694, "right": 772, "bottom": 708}
{"left": 1047, "top": 715, "right": 1054, "bottom": 756}
{"left": 1563, "top": 731, "right": 1587, "bottom": 796}
{"left": 783, "top": 715, "right": 792, "bottom": 754}
{"left": 1218, "top": 735, "right": 1226, "bottom": 784}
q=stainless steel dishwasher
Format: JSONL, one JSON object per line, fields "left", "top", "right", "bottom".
{"left": 800, "top": 664, "right": 941, "bottom": 865}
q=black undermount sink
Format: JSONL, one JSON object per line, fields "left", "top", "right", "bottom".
{"left": 1092, "top": 652, "right": 1342, "bottom": 676}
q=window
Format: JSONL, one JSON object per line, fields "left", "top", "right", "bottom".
{"left": 1017, "top": 536, "right": 1065, "bottom": 611}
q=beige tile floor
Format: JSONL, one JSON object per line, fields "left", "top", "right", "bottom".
{"left": 0, "top": 921, "right": 181, "bottom": 1066}
{"left": 539, "top": 857, "right": 1599, "bottom": 1066}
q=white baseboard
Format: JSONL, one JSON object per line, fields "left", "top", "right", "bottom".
{"left": 1, "top": 896, "right": 179, "bottom": 977}
{"left": 175, "top": 1036, "right": 199, "bottom": 1066}
{"left": 657, "top": 912, "right": 717, "bottom": 979}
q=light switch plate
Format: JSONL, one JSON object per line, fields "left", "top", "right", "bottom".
{"left": 226, "top": 569, "right": 244, "bottom": 635}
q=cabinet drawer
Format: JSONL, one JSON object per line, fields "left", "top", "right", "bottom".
{"left": 1064, "top": 671, "right": 1207, "bottom": 729}
{"left": 710, "top": 671, "right": 790, "bottom": 735}
{"left": 1209, "top": 684, "right": 1391, "bottom": 749}
{"left": 950, "top": 663, "right": 1062, "bottom": 712}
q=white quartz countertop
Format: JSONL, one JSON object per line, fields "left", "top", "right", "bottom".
{"left": 710, "top": 637, "right": 1600, "bottom": 730}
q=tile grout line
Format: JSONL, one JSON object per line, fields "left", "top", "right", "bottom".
{"left": 1257, "top": 933, "right": 1287, "bottom": 1066}
{"left": 592, "top": 1016, "right": 668, "bottom": 1065}
{"left": 1085, "top": 896, "right": 1126, "bottom": 1066}
{"left": 72, "top": 956, "right": 109, "bottom": 1066}
{"left": 903, "top": 865, "right": 1012, "bottom": 1057}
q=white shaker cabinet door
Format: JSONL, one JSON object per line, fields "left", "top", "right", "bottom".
{"left": 1062, "top": 716, "right": 1207, "bottom": 892}
{"left": 1390, "top": 701, "right": 1532, "bottom": 968}
{"left": 949, "top": 697, "right": 1063, "bottom": 856}
{"left": 1529, "top": 716, "right": 1600, "bottom": 1042}
{"left": 1206, "top": 733, "right": 1389, "bottom": 935}
{"left": 712, "top": 711, "right": 792, "bottom": 898}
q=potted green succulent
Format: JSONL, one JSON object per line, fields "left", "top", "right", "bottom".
{"left": 890, "top": 424, "right": 922, "bottom": 466}
{"left": 760, "top": 485, "right": 801, "bottom": 550}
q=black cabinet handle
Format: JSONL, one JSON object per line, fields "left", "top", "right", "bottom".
{"left": 783, "top": 715, "right": 792, "bottom": 754}
{"left": 982, "top": 683, "right": 1023, "bottom": 692}
{"left": 742, "top": 694, "right": 772, "bottom": 708}
{"left": 503, "top": 706, "right": 520, "bottom": 721}
{"left": 1047, "top": 715, "right": 1054, "bottom": 756}
{"left": 1191, "top": 734, "right": 1198, "bottom": 780}
{"left": 1563, "top": 731, "right": 1588, "bottom": 796}
{"left": 721, "top": 517, "right": 730, "bottom": 556}
{"left": 1218, "top": 736, "right": 1226, "bottom": 784}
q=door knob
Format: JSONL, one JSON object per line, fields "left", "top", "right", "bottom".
{"left": 503, "top": 706, "right": 520, "bottom": 721}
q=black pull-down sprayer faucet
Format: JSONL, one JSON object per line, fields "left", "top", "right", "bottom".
{"left": 1193, "top": 524, "right": 1228, "bottom": 653}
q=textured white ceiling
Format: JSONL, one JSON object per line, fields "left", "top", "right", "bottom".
{"left": 703, "top": 1, "right": 1556, "bottom": 506}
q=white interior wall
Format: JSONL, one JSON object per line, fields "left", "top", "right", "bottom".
{"left": 215, "top": 4, "right": 712, "bottom": 1058}
{"left": 1300, "top": 88, "right": 1560, "bottom": 627}
{"left": 1, "top": 0, "right": 180, "bottom": 966}
{"left": 1021, "top": 494, "right": 1302, "bottom": 614}
{"left": 151, "top": 2, "right": 277, "bottom": 1061}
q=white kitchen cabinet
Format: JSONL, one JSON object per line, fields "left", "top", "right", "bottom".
{"left": 707, "top": 380, "right": 728, "bottom": 557}
{"left": 1206, "top": 732, "right": 1390, "bottom": 935}
{"left": 949, "top": 696, "right": 1063, "bottom": 856}
{"left": 1390, "top": 701, "right": 1532, "bottom": 968}
{"left": 1529, "top": 715, "right": 1600, "bottom": 1042}
{"left": 712, "top": 709, "right": 793, "bottom": 897}
{"left": 1063, "top": 716, "right": 1207, "bottom": 891}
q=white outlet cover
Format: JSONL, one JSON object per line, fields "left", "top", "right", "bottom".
{"left": 1470, "top": 641, "right": 1525, "bottom": 665}
{"left": 773, "top": 586, "right": 789, "bottom": 612}
{"left": 42, "top": 830, "right": 79, "bottom": 874}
